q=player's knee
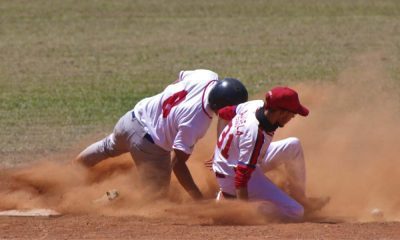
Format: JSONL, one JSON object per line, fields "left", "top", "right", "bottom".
{"left": 286, "top": 137, "right": 301, "bottom": 148}
{"left": 285, "top": 137, "right": 303, "bottom": 156}
{"left": 72, "top": 154, "right": 84, "bottom": 166}
{"left": 74, "top": 139, "right": 113, "bottom": 167}
{"left": 74, "top": 152, "right": 97, "bottom": 167}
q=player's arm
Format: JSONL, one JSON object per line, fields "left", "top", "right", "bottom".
{"left": 236, "top": 187, "right": 249, "bottom": 200}
{"left": 235, "top": 127, "right": 263, "bottom": 201}
{"left": 234, "top": 164, "right": 254, "bottom": 201}
{"left": 172, "top": 149, "right": 203, "bottom": 200}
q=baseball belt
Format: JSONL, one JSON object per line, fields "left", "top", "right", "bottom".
{"left": 131, "top": 111, "right": 155, "bottom": 144}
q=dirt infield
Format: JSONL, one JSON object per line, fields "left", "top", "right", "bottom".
{"left": 0, "top": 214, "right": 399, "bottom": 240}
{"left": 1, "top": 52, "right": 400, "bottom": 239}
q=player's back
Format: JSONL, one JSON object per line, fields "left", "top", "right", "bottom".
{"left": 134, "top": 69, "right": 218, "bottom": 153}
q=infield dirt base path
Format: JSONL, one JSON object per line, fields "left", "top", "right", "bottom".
{"left": 0, "top": 215, "right": 399, "bottom": 240}
{"left": 2, "top": 52, "right": 400, "bottom": 239}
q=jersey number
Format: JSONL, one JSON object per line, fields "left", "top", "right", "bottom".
{"left": 217, "top": 122, "right": 234, "bottom": 158}
{"left": 162, "top": 90, "right": 188, "bottom": 118}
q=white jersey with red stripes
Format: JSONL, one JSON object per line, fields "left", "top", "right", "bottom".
{"left": 212, "top": 100, "right": 275, "bottom": 176}
{"left": 133, "top": 69, "right": 218, "bottom": 154}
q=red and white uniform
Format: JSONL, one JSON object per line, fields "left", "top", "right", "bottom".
{"left": 134, "top": 69, "right": 218, "bottom": 154}
{"left": 213, "top": 100, "right": 306, "bottom": 220}
{"left": 213, "top": 100, "right": 273, "bottom": 184}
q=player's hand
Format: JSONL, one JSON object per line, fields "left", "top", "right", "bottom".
{"left": 188, "top": 189, "right": 204, "bottom": 201}
{"left": 235, "top": 187, "right": 249, "bottom": 201}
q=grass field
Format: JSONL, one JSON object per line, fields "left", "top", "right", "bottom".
{"left": 1, "top": 0, "right": 400, "bottom": 166}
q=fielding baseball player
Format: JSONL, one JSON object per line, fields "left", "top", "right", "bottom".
{"left": 212, "top": 86, "right": 328, "bottom": 221}
{"left": 75, "top": 69, "right": 248, "bottom": 200}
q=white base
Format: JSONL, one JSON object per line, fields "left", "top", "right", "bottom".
{"left": 0, "top": 208, "right": 61, "bottom": 217}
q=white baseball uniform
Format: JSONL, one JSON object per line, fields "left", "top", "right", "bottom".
{"left": 134, "top": 69, "right": 218, "bottom": 154}
{"left": 77, "top": 69, "right": 219, "bottom": 194}
{"left": 213, "top": 100, "right": 306, "bottom": 220}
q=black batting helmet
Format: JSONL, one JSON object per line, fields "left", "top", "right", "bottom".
{"left": 208, "top": 78, "right": 248, "bottom": 111}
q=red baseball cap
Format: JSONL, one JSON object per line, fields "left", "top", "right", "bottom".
{"left": 265, "top": 86, "right": 309, "bottom": 116}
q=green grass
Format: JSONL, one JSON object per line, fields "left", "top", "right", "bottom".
{"left": 1, "top": 0, "right": 400, "bottom": 165}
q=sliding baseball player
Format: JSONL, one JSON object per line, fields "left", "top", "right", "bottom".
{"left": 212, "top": 86, "right": 329, "bottom": 221}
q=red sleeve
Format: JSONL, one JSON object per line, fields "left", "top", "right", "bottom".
{"left": 217, "top": 106, "right": 237, "bottom": 121}
{"left": 235, "top": 128, "right": 264, "bottom": 188}
{"left": 235, "top": 164, "right": 255, "bottom": 188}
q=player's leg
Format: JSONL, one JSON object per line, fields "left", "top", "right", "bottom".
{"left": 75, "top": 112, "right": 131, "bottom": 167}
{"left": 259, "top": 137, "right": 306, "bottom": 199}
{"left": 127, "top": 116, "right": 172, "bottom": 198}
{"left": 215, "top": 168, "right": 303, "bottom": 221}
{"left": 259, "top": 137, "right": 330, "bottom": 213}
{"left": 248, "top": 168, "right": 304, "bottom": 221}
{"left": 129, "top": 146, "right": 171, "bottom": 199}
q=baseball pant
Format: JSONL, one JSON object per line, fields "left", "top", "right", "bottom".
{"left": 77, "top": 111, "right": 172, "bottom": 197}
{"left": 260, "top": 137, "right": 306, "bottom": 197}
{"left": 215, "top": 137, "right": 306, "bottom": 220}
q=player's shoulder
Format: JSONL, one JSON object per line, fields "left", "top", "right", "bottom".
{"left": 235, "top": 100, "right": 263, "bottom": 129}
{"left": 236, "top": 100, "right": 264, "bottom": 113}
{"left": 178, "top": 69, "right": 218, "bottom": 82}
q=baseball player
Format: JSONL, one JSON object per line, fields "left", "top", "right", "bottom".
{"left": 75, "top": 69, "right": 248, "bottom": 200}
{"left": 212, "top": 86, "right": 328, "bottom": 221}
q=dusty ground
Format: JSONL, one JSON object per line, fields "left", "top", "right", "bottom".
{"left": 0, "top": 214, "right": 399, "bottom": 240}
{"left": 1, "top": 53, "right": 400, "bottom": 239}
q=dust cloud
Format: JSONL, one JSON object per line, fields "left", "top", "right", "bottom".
{"left": 276, "top": 52, "right": 400, "bottom": 222}
{"left": 0, "top": 52, "right": 399, "bottom": 223}
{"left": 0, "top": 155, "right": 267, "bottom": 224}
